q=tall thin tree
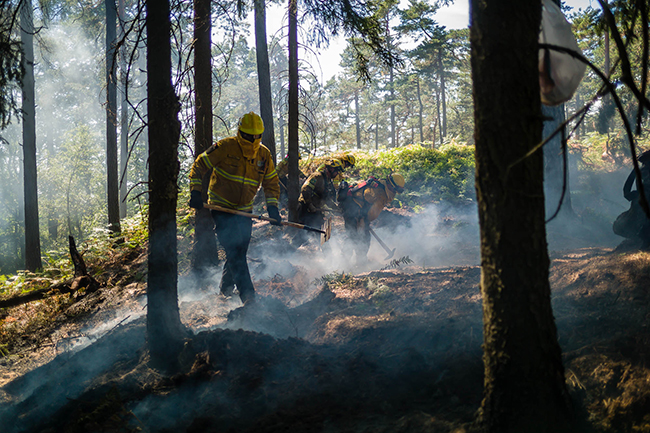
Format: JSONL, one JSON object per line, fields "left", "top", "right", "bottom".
{"left": 21, "top": 0, "right": 41, "bottom": 272}
{"left": 146, "top": 0, "right": 185, "bottom": 369}
{"left": 470, "top": 0, "right": 575, "bottom": 431}
{"left": 254, "top": 0, "right": 277, "bottom": 161}
{"left": 118, "top": 0, "right": 128, "bottom": 219}
{"left": 106, "top": 0, "right": 120, "bottom": 233}
{"left": 355, "top": 91, "right": 361, "bottom": 148}
{"left": 192, "top": 0, "right": 220, "bottom": 276}
{"left": 287, "top": 0, "right": 300, "bottom": 222}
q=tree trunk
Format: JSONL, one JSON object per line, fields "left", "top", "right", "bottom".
{"left": 435, "top": 85, "right": 441, "bottom": 147}
{"left": 439, "top": 49, "right": 447, "bottom": 139}
{"left": 192, "top": 0, "right": 220, "bottom": 277}
{"left": 355, "top": 92, "right": 361, "bottom": 149}
{"left": 106, "top": 0, "right": 120, "bottom": 233}
{"left": 119, "top": 0, "right": 128, "bottom": 219}
{"left": 604, "top": 24, "right": 610, "bottom": 76}
{"left": 470, "top": 1, "right": 574, "bottom": 432}
{"left": 21, "top": 0, "right": 41, "bottom": 272}
{"left": 390, "top": 64, "right": 396, "bottom": 148}
{"left": 375, "top": 120, "right": 379, "bottom": 150}
{"left": 146, "top": 0, "right": 185, "bottom": 371}
{"left": 255, "top": 0, "right": 277, "bottom": 161}
{"left": 287, "top": 0, "right": 300, "bottom": 222}
{"left": 280, "top": 116, "right": 285, "bottom": 157}
{"left": 416, "top": 76, "right": 423, "bottom": 143}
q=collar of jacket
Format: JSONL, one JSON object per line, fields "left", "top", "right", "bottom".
{"left": 236, "top": 131, "right": 261, "bottom": 159}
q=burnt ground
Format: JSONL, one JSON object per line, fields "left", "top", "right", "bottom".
{"left": 1, "top": 208, "right": 650, "bottom": 432}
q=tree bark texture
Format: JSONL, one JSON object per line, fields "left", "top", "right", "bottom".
{"left": 191, "top": 0, "right": 219, "bottom": 275}
{"left": 255, "top": 0, "right": 277, "bottom": 161}
{"left": 287, "top": 0, "right": 300, "bottom": 222}
{"left": 106, "top": 0, "right": 121, "bottom": 233}
{"left": 146, "top": 0, "right": 184, "bottom": 369}
{"left": 439, "top": 49, "right": 447, "bottom": 139}
{"left": 470, "top": 1, "right": 574, "bottom": 432}
{"left": 21, "top": 0, "right": 42, "bottom": 272}
{"left": 355, "top": 92, "right": 361, "bottom": 149}
{"left": 390, "top": 64, "right": 396, "bottom": 148}
{"left": 417, "top": 76, "right": 423, "bottom": 142}
{"left": 119, "top": 0, "right": 128, "bottom": 219}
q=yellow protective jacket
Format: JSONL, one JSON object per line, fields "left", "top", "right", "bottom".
{"left": 189, "top": 133, "right": 280, "bottom": 212}
{"left": 276, "top": 158, "right": 289, "bottom": 178}
{"left": 276, "top": 157, "right": 306, "bottom": 180}
{"left": 349, "top": 178, "right": 396, "bottom": 222}
{"left": 299, "top": 169, "right": 335, "bottom": 211}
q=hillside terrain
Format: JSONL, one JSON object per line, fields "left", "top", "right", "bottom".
{"left": 0, "top": 206, "right": 650, "bottom": 433}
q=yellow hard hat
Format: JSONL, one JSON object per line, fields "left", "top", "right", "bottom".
{"left": 388, "top": 173, "right": 405, "bottom": 192}
{"left": 341, "top": 154, "right": 355, "bottom": 168}
{"left": 327, "top": 159, "right": 344, "bottom": 171}
{"left": 238, "top": 112, "right": 264, "bottom": 135}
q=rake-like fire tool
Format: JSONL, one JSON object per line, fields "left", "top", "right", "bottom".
{"left": 203, "top": 203, "right": 332, "bottom": 244}
{"left": 368, "top": 227, "right": 396, "bottom": 260}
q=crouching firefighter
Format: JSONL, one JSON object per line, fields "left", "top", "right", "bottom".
{"left": 292, "top": 159, "right": 344, "bottom": 247}
{"left": 338, "top": 173, "right": 405, "bottom": 262}
{"left": 188, "top": 112, "right": 281, "bottom": 304}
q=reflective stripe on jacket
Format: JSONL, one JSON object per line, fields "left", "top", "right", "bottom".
{"left": 299, "top": 170, "right": 333, "bottom": 210}
{"left": 189, "top": 135, "right": 280, "bottom": 212}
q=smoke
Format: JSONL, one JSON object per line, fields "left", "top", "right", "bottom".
{"left": 0, "top": 321, "right": 146, "bottom": 433}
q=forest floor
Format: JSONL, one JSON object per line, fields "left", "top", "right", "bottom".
{"left": 1, "top": 206, "right": 650, "bottom": 433}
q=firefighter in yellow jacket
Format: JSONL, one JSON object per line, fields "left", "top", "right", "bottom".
{"left": 338, "top": 173, "right": 405, "bottom": 262}
{"left": 292, "top": 159, "right": 344, "bottom": 246}
{"left": 188, "top": 112, "right": 280, "bottom": 304}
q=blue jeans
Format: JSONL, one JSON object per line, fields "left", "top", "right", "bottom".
{"left": 211, "top": 211, "right": 255, "bottom": 303}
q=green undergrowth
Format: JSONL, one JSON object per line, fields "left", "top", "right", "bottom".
{"left": 0, "top": 210, "right": 150, "bottom": 299}
{"left": 302, "top": 144, "right": 476, "bottom": 208}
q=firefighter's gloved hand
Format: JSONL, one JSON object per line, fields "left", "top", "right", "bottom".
{"left": 307, "top": 203, "right": 318, "bottom": 213}
{"left": 189, "top": 190, "right": 204, "bottom": 210}
{"left": 268, "top": 206, "right": 282, "bottom": 226}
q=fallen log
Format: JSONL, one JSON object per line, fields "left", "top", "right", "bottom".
{"left": 0, "top": 236, "right": 99, "bottom": 310}
{"left": 0, "top": 276, "right": 98, "bottom": 309}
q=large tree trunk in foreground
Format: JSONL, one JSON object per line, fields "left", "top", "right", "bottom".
{"left": 21, "top": 0, "right": 41, "bottom": 272}
{"left": 146, "top": 0, "right": 185, "bottom": 370}
{"left": 470, "top": 1, "right": 574, "bottom": 432}
{"left": 191, "top": 0, "right": 219, "bottom": 277}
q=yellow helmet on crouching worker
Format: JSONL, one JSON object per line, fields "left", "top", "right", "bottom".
{"left": 341, "top": 154, "right": 355, "bottom": 168}
{"left": 326, "top": 159, "right": 344, "bottom": 172}
{"left": 238, "top": 112, "right": 264, "bottom": 135}
{"left": 387, "top": 173, "right": 405, "bottom": 193}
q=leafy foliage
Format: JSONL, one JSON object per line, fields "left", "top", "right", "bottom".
{"left": 345, "top": 144, "right": 476, "bottom": 206}
{"left": 381, "top": 255, "right": 413, "bottom": 271}
{"left": 312, "top": 271, "right": 354, "bottom": 289}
